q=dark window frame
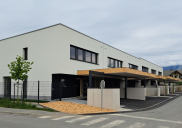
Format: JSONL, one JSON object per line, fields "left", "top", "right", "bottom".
{"left": 23, "top": 47, "right": 28, "bottom": 60}
{"left": 151, "top": 69, "right": 156, "bottom": 74}
{"left": 107, "top": 57, "right": 122, "bottom": 68}
{"left": 129, "top": 63, "right": 138, "bottom": 70}
{"left": 158, "top": 71, "right": 162, "bottom": 76}
{"left": 70, "top": 45, "right": 98, "bottom": 64}
{"left": 142, "top": 66, "right": 148, "bottom": 72}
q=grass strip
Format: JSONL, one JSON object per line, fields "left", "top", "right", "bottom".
{"left": 0, "top": 99, "right": 55, "bottom": 112}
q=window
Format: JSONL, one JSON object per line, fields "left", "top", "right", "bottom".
{"left": 142, "top": 66, "right": 148, "bottom": 72}
{"left": 158, "top": 72, "right": 162, "bottom": 76}
{"left": 23, "top": 48, "right": 28, "bottom": 60}
{"left": 129, "top": 64, "right": 138, "bottom": 70}
{"left": 70, "top": 45, "right": 98, "bottom": 64}
{"left": 78, "top": 49, "right": 83, "bottom": 60}
{"left": 111, "top": 59, "right": 114, "bottom": 68}
{"left": 92, "top": 53, "right": 96, "bottom": 64}
{"left": 70, "top": 46, "right": 76, "bottom": 59}
{"left": 108, "top": 57, "right": 122, "bottom": 68}
{"left": 85, "top": 51, "right": 91, "bottom": 62}
{"left": 151, "top": 69, "right": 156, "bottom": 74}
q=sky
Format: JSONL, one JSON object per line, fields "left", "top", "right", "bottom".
{"left": 1, "top": 0, "right": 182, "bottom": 67}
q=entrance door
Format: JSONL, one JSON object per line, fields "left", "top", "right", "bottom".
{"left": 52, "top": 83, "right": 61, "bottom": 100}
{"left": 4, "top": 77, "right": 11, "bottom": 98}
{"left": 76, "top": 79, "right": 80, "bottom": 96}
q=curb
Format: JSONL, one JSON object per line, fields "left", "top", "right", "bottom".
{"left": 81, "top": 92, "right": 182, "bottom": 115}
{"left": 0, "top": 111, "right": 42, "bottom": 116}
{"left": 38, "top": 104, "right": 59, "bottom": 112}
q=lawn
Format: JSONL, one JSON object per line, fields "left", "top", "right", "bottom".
{"left": 0, "top": 98, "right": 55, "bottom": 112}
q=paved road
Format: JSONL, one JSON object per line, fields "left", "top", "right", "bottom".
{"left": 0, "top": 94, "right": 182, "bottom": 128}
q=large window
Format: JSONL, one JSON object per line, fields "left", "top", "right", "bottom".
{"left": 151, "top": 69, "right": 156, "bottom": 74}
{"left": 129, "top": 63, "right": 138, "bottom": 70}
{"left": 142, "top": 66, "right": 148, "bottom": 72}
{"left": 70, "top": 45, "right": 98, "bottom": 64}
{"left": 158, "top": 72, "right": 162, "bottom": 76}
{"left": 108, "top": 57, "right": 122, "bottom": 68}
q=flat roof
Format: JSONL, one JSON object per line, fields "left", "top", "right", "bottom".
{"left": 77, "top": 67, "right": 180, "bottom": 81}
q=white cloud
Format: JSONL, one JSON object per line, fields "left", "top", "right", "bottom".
{"left": 0, "top": 0, "right": 182, "bottom": 67}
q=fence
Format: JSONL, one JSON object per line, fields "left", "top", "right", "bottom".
{"left": 0, "top": 81, "right": 52, "bottom": 103}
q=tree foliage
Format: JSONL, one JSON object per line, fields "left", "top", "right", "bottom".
{"left": 7, "top": 55, "right": 33, "bottom": 100}
{"left": 8, "top": 55, "right": 34, "bottom": 81}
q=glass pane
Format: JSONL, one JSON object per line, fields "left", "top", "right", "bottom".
{"left": 108, "top": 58, "right": 110, "bottom": 67}
{"left": 70, "top": 46, "right": 75, "bottom": 59}
{"left": 85, "top": 51, "right": 91, "bottom": 62}
{"left": 111, "top": 59, "right": 114, "bottom": 67}
{"left": 78, "top": 49, "right": 83, "bottom": 60}
{"left": 92, "top": 53, "right": 96, "bottom": 63}
{"left": 129, "top": 64, "right": 132, "bottom": 68}
{"left": 115, "top": 60, "right": 118, "bottom": 68}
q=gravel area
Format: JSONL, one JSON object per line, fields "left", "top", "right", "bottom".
{"left": 40, "top": 101, "right": 117, "bottom": 114}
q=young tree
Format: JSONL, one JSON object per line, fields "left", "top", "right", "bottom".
{"left": 8, "top": 55, "right": 34, "bottom": 100}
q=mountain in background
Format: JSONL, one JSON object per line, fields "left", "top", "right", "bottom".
{"left": 163, "top": 65, "right": 182, "bottom": 70}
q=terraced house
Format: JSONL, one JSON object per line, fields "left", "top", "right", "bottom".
{"left": 0, "top": 24, "right": 179, "bottom": 110}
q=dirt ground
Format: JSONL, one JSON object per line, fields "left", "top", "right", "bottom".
{"left": 40, "top": 101, "right": 117, "bottom": 114}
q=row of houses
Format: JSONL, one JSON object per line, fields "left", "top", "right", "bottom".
{"left": 0, "top": 23, "right": 181, "bottom": 110}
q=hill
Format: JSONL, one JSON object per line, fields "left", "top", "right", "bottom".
{"left": 163, "top": 65, "right": 182, "bottom": 70}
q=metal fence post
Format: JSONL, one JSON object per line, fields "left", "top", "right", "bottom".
{"left": 38, "top": 81, "right": 39, "bottom": 104}
{"left": 23, "top": 82, "right": 24, "bottom": 101}
{"left": 14, "top": 84, "right": 15, "bottom": 103}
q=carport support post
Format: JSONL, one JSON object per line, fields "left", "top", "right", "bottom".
{"left": 89, "top": 71, "right": 92, "bottom": 88}
{"left": 125, "top": 77, "right": 127, "bottom": 99}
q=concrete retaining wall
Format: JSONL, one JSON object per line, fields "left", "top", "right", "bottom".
{"left": 87, "top": 89, "right": 120, "bottom": 110}
{"left": 146, "top": 87, "right": 160, "bottom": 96}
{"left": 120, "top": 88, "right": 146, "bottom": 100}
{"left": 159, "top": 86, "right": 169, "bottom": 95}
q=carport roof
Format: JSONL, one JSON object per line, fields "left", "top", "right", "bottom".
{"left": 77, "top": 67, "right": 180, "bottom": 82}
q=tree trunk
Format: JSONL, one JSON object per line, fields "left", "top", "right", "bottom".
{"left": 17, "top": 80, "right": 19, "bottom": 101}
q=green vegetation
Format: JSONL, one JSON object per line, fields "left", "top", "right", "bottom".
{"left": 0, "top": 98, "right": 55, "bottom": 112}
{"left": 7, "top": 55, "right": 34, "bottom": 100}
{"left": 9, "top": 99, "right": 49, "bottom": 103}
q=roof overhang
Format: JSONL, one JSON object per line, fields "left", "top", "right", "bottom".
{"left": 77, "top": 67, "right": 181, "bottom": 82}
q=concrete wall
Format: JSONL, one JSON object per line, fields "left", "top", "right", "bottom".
{"left": 120, "top": 88, "right": 146, "bottom": 100}
{"left": 146, "top": 88, "right": 160, "bottom": 96}
{"left": 87, "top": 89, "right": 120, "bottom": 110}
{"left": 159, "top": 86, "right": 169, "bottom": 95}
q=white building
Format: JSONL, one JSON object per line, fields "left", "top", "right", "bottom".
{"left": 0, "top": 23, "right": 164, "bottom": 102}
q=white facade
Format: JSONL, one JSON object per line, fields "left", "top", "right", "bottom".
{"left": 0, "top": 24, "right": 164, "bottom": 102}
{"left": 0, "top": 24, "right": 163, "bottom": 82}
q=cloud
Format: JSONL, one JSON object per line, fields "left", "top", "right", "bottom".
{"left": 0, "top": 0, "right": 182, "bottom": 67}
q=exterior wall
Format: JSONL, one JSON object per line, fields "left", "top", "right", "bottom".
{"left": 87, "top": 89, "right": 120, "bottom": 110}
{"left": 0, "top": 24, "right": 163, "bottom": 100}
{"left": 0, "top": 24, "right": 163, "bottom": 83}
